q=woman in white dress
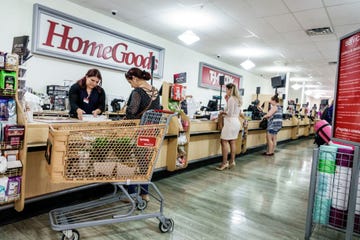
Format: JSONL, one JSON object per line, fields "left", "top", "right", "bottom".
{"left": 216, "top": 83, "right": 242, "bottom": 170}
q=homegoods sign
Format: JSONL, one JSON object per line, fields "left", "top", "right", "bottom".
{"left": 32, "top": 4, "right": 165, "bottom": 78}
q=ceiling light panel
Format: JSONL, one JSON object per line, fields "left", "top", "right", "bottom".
{"left": 178, "top": 30, "right": 200, "bottom": 45}
{"left": 240, "top": 59, "right": 256, "bottom": 70}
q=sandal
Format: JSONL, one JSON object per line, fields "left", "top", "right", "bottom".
{"left": 228, "top": 161, "right": 236, "bottom": 169}
{"left": 216, "top": 162, "right": 229, "bottom": 171}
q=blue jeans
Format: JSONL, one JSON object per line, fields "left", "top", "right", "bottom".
{"left": 127, "top": 184, "right": 148, "bottom": 195}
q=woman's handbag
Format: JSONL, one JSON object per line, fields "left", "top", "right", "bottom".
{"left": 259, "top": 118, "right": 268, "bottom": 129}
{"left": 217, "top": 113, "right": 225, "bottom": 130}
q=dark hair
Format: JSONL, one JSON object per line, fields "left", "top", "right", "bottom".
{"left": 225, "top": 83, "right": 235, "bottom": 90}
{"left": 271, "top": 93, "right": 280, "bottom": 103}
{"left": 77, "top": 68, "right": 103, "bottom": 93}
{"left": 125, "top": 67, "right": 151, "bottom": 81}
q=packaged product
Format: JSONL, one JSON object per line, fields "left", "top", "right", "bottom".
{"left": 0, "top": 97, "right": 9, "bottom": 121}
{"left": 5, "top": 54, "right": 18, "bottom": 71}
{"left": 6, "top": 176, "right": 21, "bottom": 197}
{"left": 0, "top": 70, "right": 17, "bottom": 90}
{"left": 0, "top": 176, "right": 8, "bottom": 202}
{"left": 4, "top": 124, "right": 25, "bottom": 146}
{"left": 0, "top": 52, "right": 5, "bottom": 68}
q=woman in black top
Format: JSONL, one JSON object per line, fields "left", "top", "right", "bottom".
{"left": 125, "top": 68, "right": 160, "bottom": 118}
{"left": 125, "top": 67, "right": 160, "bottom": 202}
{"left": 69, "top": 69, "right": 106, "bottom": 120}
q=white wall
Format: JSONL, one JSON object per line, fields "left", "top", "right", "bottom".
{"left": 0, "top": 0, "right": 274, "bottom": 109}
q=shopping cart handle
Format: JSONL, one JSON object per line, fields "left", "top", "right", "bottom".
{"left": 154, "top": 109, "right": 175, "bottom": 114}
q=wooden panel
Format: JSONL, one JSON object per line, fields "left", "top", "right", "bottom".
{"left": 247, "top": 130, "right": 267, "bottom": 148}
{"left": 154, "top": 139, "right": 168, "bottom": 168}
{"left": 277, "top": 128, "right": 292, "bottom": 141}
{"left": 188, "top": 134, "right": 222, "bottom": 160}
{"left": 26, "top": 123, "right": 49, "bottom": 145}
{"left": 25, "top": 151, "right": 84, "bottom": 199}
{"left": 247, "top": 120, "right": 261, "bottom": 130}
{"left": 190, "top": 120, "right": 218, "bottom": 132}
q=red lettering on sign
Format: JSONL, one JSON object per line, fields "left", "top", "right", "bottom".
{"left": 42, "top": 20, "right": 158, "bottom": 70}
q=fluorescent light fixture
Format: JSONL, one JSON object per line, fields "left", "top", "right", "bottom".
{"left": 240, "top": 59, "right": 255, "bottom": 70}
{"left": 291, "top": 83, "right": 302, "bottom": 90}
{"left": 178, "top": 30, "right": 200, "bottom": 45}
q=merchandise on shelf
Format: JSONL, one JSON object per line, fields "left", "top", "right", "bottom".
{"left": 0, "top": 176, "right": 8, "bottom": 201}
{"left": 0, "top": 70, "right": 17, "bottom": 91}
{"left": 0, "top": 52, "right": 5, "bottom": 68}
{"left": 4, "top": 54, "right": 18, "bottom": 71}
{"left": 4, "top": 125, "right": 25, "bottom": 147}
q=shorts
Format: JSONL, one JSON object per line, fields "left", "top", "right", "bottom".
{"left": 268, "top": 129, "right": 279, "bottom": 135}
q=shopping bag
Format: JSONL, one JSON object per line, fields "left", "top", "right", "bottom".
{"left": 259, "top": 118, "right": 268, "bottom": 129}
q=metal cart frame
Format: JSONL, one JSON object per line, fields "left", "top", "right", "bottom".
{"left": 48, "top": 110, "right": 176, "bottom": 240}
{"left": 305, "top": 145, "right": 360, "bottom": 240}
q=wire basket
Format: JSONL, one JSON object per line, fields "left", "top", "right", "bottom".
{"left": 46, "top": 120, "right": 167, "bottom": 183}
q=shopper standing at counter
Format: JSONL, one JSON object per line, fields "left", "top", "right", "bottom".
{"left": 263, "top": 94, "right": 283, "bottom": 156}
{"left": 124, "top": 67, "right": 160, "bottom": 201}
{"left": 216, "top": 83, "right": 242, "bottom": 171}
{"left": 69, "top": 69, "right": 106, "bottom": 120}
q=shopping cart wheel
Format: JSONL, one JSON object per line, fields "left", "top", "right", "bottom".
{"left": 61, "top": 229, "right": 80, "bottom": 240}
{"left": 159, "top": 218, "right": 174, "bottom": 233}
{"left": 136, "top": 200, "right": 147, "bottom": 210}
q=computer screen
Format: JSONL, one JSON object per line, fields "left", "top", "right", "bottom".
{"left": 320, "top": 99, "right": 329, "bottom": 105}
{"left": 207, "top": 100, "right": 218, "bottom": 111}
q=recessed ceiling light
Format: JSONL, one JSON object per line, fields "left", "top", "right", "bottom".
{"left": 178, "top": 30, "right": 200, "bottom": 45}
{"left": 240, "top": 59, "right": 255, "bottom": 70}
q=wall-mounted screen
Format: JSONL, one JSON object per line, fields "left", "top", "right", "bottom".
{"left": 271, "top": 76, "right": 282, "bottom": 88}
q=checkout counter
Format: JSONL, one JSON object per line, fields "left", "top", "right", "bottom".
{"left": 11, "top": 95, "right": 315, "bottom": 211}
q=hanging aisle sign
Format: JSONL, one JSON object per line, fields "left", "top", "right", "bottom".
{"left": 32, "top": 4, "right": 165, "bottom": 78}
{"left": 198, "top": 62, "right": 242, "bottom": 91}
{"left": 333, "top": 28, "right": 360, "bottom": 145}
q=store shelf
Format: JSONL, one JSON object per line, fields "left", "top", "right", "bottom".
{"left": 161, "top": 82, "right": 190, "bottom": 171}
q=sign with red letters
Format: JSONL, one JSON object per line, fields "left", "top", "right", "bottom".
{"left": 32, "top": 4, "right": 165, "bottom": 78}
{"left": 333, "top": 29, "right": 360, "bottom": 145}
{"left": 198, "top": 62, "right": 242, "bottom": 91}
{"left": 137, "top": 136, "right": 157, "bottom": 147}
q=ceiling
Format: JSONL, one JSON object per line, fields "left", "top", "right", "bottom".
{"left": 68, "top": 0, "right": 360, "bottom": 98}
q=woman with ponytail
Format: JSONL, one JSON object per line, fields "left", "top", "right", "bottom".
{"left": 216, "top": 83, "right": 243, "bottom": 171}
{"left": 124, "top": 67, "right": 160, "bottom": 202}
{"left": 262, "top": 93, "right": 283, "bottom": 156}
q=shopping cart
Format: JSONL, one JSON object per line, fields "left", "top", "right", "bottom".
{"left": 47, "top": 110, "right": 176, "bottom": 240}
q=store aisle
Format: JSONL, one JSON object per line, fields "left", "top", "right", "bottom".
{"left": 0, "top": 138, "right": 357, "bottom": 240}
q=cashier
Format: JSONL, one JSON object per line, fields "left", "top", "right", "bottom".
{"left": 69, "top": 69, "right": 106, "bottom": 120}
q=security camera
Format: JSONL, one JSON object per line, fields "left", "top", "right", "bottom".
{"left": 111, "top": 10, "right": 117, "bottom": 15}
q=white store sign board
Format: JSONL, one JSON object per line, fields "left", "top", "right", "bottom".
{"left": 32, "top": 4, "right": 165, "bottom": 78}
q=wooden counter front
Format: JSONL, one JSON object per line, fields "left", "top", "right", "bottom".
{"left": 22, "top": 116, "right": 310, "bottom": 205}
